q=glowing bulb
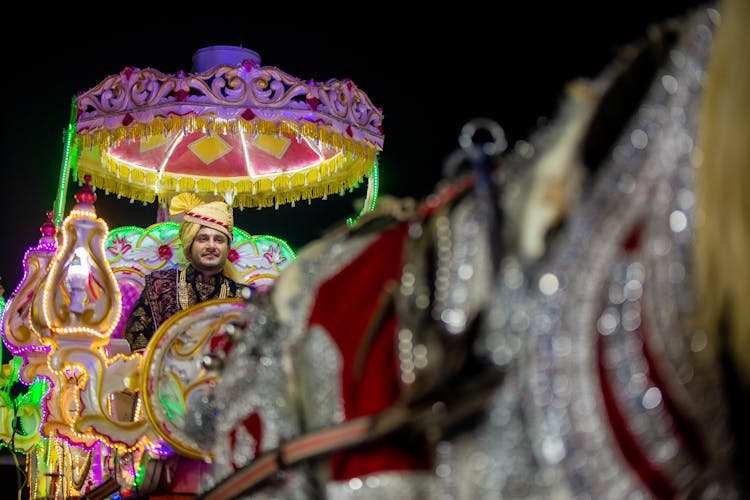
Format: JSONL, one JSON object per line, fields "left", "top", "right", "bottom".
{"left": 67, "top": 248, "right": 91, "bottom": 314}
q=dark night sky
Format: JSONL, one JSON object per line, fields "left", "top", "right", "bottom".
{"left": 0, "top": 3, "right": 705, "bottom": 295}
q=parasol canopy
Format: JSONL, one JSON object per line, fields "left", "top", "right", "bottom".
{"left": 74, "top": 46, "right": 383, "bottom": 210}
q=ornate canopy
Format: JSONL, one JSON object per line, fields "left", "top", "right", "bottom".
{"left": 74, "top": 46, "right": 384, "bottom": 210}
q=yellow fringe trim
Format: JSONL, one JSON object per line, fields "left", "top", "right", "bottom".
{"left": 76, "top": 147, "right": 377, "bottom": 209}
{"left": 76, "top": 116, "right": 380, "bottom": 208}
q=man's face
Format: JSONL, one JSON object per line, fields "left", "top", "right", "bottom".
{"left": 189, "top": 226, "right": 230, "bottom": 274}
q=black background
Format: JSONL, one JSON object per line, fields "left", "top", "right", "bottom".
{"left": 0, "top": 4, "right": 707, "bottom": 291}
{"left": 0, "top": 3, "right": 707, "bottom": 495}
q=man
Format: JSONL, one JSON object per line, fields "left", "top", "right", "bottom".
{"left": 115, "top": 194, "right": 250, "bottom": 498}
{"left": 124, "top": 193, "right": 248, "bottom": 352}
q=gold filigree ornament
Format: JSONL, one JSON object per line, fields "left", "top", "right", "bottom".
{"left": 141, "top": 297, "right": 250, "bottom": 460}
{"left": 75, "top": 46, "right": 383, "bottom": 215}
{"left": 30, "top": 178, "right": 161, "bottom": 451}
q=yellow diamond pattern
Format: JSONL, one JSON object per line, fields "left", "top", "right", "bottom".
{"left": 188, "top": 135, "right": 233, "bottom": 164}
{"left": 253, "top": 133, "right": 292, "bottom": 159}
{"left": 140, "top": 134, "right": 169, "bottom": 152}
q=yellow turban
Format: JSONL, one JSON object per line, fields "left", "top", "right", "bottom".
{"left": 169, "top": 194, "right": 241, "bottom": 281}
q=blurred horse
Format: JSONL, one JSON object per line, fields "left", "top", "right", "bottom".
{"left": 197, "top": 3, "right": 749, "bottom": 498}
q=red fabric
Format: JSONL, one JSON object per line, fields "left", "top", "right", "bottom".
{"left": 598, "top": 334, "right": 677, "bottom": 499}
{"left": 230, "top": 412, "right": 263, "bottom": 470}
{"left": 597, "top": 220, "right": 706, "bottom": 499}
{"left": 307, "top": 223, "right": 431, "bottom": 479}
{"left": 109, "top": 130, "right": 335, "bottom": 177}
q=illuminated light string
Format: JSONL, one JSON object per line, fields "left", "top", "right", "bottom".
{"left": 80, "top": 117, "right": 378, "bottom": 210}
{"left": 5, "top": 138, "right": 299, "bottom": 494}
{"left": 5, "top": 241, "right": 56, "bottom": 299}
{"left": 42, "top": 437, "right": 95, "bottom": 498}
{"left": 55, "top": 98, "right": 81, "bottom": 227}
{"left": 347, "top": 161, "right": 380, "bottom": 227}
{"left": 6, "top": 209, "right": 294, "bottom": 465}
{"left": 32, "top": 200, "right": 159, "bottom": 453}
{"left": 41, "top": 349, "right": 153, "bottom": 453}
{"left": 105, "top": 221, "right": 296, "bottom": 286}
{"left": 41, "top": 210, "right": 122, "bottom": 338}
{"left": 0, "top": 357, "right": 47, "bottom": 454}
{"left": 0, "top": 372, "right": 51, "bottom": 479}
{"left": 1, "top": 240, "right": 57, "bottom": 358}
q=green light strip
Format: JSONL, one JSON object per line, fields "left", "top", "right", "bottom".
{"left": 367, "top": 162, "right": 380, "bottom": 212}
{"left": 53, "top": 98, "right": 79, "bottom": 227}
{"left": 347, "top": 161, "right": 379, "bottom": 227}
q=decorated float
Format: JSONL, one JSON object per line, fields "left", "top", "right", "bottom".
{"left": 0, "top": 45, "right": 383, "bottom": 499}
{"left": 6, "top": 7, "right": 743, "bottom": 499}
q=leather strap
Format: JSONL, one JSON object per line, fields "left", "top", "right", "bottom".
{"left": 199, "top": 369, "right": 500, "bottom": 500}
